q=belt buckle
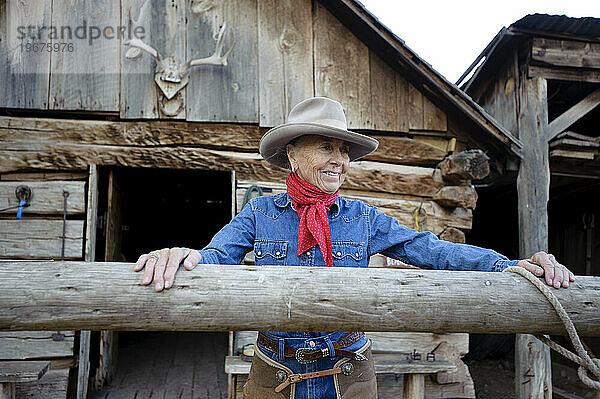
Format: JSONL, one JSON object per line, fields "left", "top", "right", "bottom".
{"left": 295, "top": 348, "right": 315, "bottom": 364}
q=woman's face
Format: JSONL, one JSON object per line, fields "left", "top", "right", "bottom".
{"left": 286, "top": 135, "right": 350, "bottom": 193}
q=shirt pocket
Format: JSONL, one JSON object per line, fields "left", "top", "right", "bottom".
{"left": 254, "top": 241, "right": 288, "bottom": 266}
{"left": 332, "top": 242, "right": 365, "bottom": 267}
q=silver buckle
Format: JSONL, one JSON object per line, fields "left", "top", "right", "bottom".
{"left": 295, "top": 348, "right": 315, "bottom": 364}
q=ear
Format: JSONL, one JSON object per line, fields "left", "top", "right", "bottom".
{"left": 286, "top": 143, "right": 298, "bottom": 171}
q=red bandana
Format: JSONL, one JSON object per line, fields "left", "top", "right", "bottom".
{"left": 286, "top": 172, "right": 339, "bottom": 267}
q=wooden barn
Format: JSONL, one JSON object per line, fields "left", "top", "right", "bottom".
{"left": 459, "top": 13, "right": 600, "bottom": 399}
{"left": 0, "top": 1, "right": 540, "bottom": 398}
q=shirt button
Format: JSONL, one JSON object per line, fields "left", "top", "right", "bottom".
{"left": 275, "top": 251, "right": 281, "bottom": 256}
{"left": 309, "top": 341, "right": 316, "bottom": 348}
{"left": 307, "top": 251, "right": 311, "bottom": 256}
{"left": 355, "top": 253, "right": 360, "bottom": 257}
{"left": 257, "top": 251, "right": 262, "bottom": 256}
{"left": 336, "top": 251, "right": 342, "bottom": 256}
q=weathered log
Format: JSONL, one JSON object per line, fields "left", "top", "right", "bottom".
{"left": 438, "top": 150, "right": 490, "bottom": 182}
{"left": 0, "top": 262, "right": 598, "bottom": 336}
{"left": 0, "top": 142, "right": 443, "bottom": 197}
{"left": 0, "top": 115, "right": 263, "bottom": 151}
{"left": 235, "top": 181, "right": 472, "bottom": 234}
{"left": 2, "top": 115, "right": 447, "bottom": 167}
{"left": 433, "top": 185, "right": 478, "bottom": 209}
{"left": 366, "top": 136, "right": 448, "bottom": 165}
{"left": 438, "top": 227, "right": 466, "bottom": 244}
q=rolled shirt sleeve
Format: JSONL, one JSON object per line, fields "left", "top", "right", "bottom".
{"left": 197, "top": 200, "right": 256, "bottom": 265}
{"left": 367, "top": 204, "right": 519, "bottom": 272}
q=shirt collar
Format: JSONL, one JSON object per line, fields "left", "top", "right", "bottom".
{"left": 274, "top": 193, "right": 341, "bottom": 218}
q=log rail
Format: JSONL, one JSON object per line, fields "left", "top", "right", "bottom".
{"left": 0, "top": 262, "right": 598, "bottom": 335}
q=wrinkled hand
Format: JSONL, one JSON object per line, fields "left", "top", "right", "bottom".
{"left": 517, "top": 251, "right": 574, "bottom": 289}
{"left": 134, "top": 247, "right": 202, "bottom": 292}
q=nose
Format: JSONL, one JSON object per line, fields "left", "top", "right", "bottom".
{"left": 330, "top": 148, "right": 346, "bottom": 165}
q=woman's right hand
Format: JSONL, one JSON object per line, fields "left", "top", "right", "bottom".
{"left": 134, "top": 247, "right": 202, "bottom": 292}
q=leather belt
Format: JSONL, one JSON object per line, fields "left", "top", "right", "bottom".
{"left": 275, "top": 367, "right": 342, "bottom": 392}
{"left": 257, "top": 332, "right": 366, "bottom": 363}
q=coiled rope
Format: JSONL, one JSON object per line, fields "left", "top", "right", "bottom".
{"left": 503, "top": 266, "right": 600, "bottom": 390}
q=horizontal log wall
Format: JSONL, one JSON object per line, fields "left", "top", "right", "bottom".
{"left": 1, "top": 261, "right": 598, "bottom": 335}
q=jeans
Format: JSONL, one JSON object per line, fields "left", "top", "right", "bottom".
{"left": 256, "top": 332, "right": 370, "bottom": 399}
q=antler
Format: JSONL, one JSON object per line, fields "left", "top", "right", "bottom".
{"left": 187, "top": 23, "right": 235, "bottom": 67}
{"left": 124, "top": 38, "right": 162, "bottom": 62}
{"left": 125, "top": 0, "right": 152, "bottom": 59}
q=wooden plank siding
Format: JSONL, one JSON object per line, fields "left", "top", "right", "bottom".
{"left": 313, "top": 2, "right": 372, "bottom": 129}
{"left": 0, "top": 181, "right": 85, "bottom": 215}
{"left": 0, "top": 0, "right": 448, "bottom": 137}
{"left": 0, "top": 219, "right": 84, "bottom": 259}
{"left": 120, "top": 0, "right": 159, "bottom": 119}
{"left": 0, "top": 0, "right": 52, "bottom": 109}
{"left": 48, "top": 0, "right": 120, "bottom": 111}
{"left": 0, "top": 332, "right": 75, "bottom": 360}
{"left": 154, "top": 0, "right": 186, "bottom": 119}
{"left": 186, "top": 0, "right": 258, "bottom": 123}
{"left": 257, "top": 0, "right": 314, "bottom": 127}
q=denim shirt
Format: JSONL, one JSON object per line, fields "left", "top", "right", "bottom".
{"left": 198, "top": 193, "right": 519, "bottom": 338}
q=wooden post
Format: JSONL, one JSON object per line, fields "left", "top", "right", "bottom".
{"left": 403, "top": 374, "right": 425, "bottom": 399}
{"left": 77, "top": 165, "right": 98, "bottom": 399}
{"left": 516, "top": 75, "right": 552, "bottom": 398}
{"left": 95, "top": 169, "right": 120, "bottom": 390}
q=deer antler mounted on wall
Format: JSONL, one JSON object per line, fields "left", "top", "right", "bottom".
{"left": 124, "top": 1, "right": 234, "bottom": 116}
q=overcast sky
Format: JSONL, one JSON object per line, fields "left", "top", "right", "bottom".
{"left": 359, "top": 1, "right": 598, "bottom": 84}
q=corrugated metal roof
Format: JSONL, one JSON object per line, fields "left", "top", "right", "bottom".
{"left": 511, "top": 14, "right": 600, "bottom": 38}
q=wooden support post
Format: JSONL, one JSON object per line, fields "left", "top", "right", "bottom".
{"left": 403, "top": 374, "right": 425, "bottom": 399}
{"left": 516, "top": 75, "right": 552, "bottom": 399}
{"left": 77, "top": 165, "right": 98, "bottom": 399}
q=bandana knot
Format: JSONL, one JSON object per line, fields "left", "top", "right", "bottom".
{"left": 286, "top": 172, "right": 338, "bottom": 267}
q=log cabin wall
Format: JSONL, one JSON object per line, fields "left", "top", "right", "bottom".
{"left": 0, "top": 1, "right": 516, "bottom": 398}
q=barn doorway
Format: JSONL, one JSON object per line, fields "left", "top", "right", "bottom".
{"left": 91, "top": 167, "right": 233, "bottom": 398}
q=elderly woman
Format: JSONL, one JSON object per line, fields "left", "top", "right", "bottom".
{"left": 135, "top": 97, "right": 574, "bottom": 399}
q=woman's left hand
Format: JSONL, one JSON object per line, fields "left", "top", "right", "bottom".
{"left": 517, "top": 251, "right": 575, "bottom": 289}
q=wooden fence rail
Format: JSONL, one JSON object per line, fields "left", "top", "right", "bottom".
{"left": 0, "top": 261, "right": 598, "bottom": 335}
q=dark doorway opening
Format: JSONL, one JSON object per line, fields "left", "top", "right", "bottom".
{"left": 96, "top": 167, "right": 233, "bottom": 262}
{"left": 91, "top": 167, "right": 232, "bottom": 398}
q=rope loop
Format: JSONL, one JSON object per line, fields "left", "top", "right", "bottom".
{"left": 503, "top": 266, "right": 600, "bottom": 390}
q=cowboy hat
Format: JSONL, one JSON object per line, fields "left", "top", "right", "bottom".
{"left": 259, "top": 97, "right": 379, "bottom": 168}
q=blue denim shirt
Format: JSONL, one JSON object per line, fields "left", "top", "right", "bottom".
{"left": 198, "top": 193, "right": 518, "bottom": 338}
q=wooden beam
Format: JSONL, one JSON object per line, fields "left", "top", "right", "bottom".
{"left": 0, "top": 116, "right": 263, "bottom": 151}
{"left": 516, "top": 76, "right": 552, "bottom": 399}
{"left": 532, "top": 37, "right": 600, "bottom": 70}
{"left": 546, "top": 88, "right": 600, "bottom": 141}
{"left": 0, "top": 262, "right": 598, "bottom": 335}
{"left": 0, "top": 142, "right": 444, "bottom": 198}
{"left": 528, "top": 65, "right": 600, "bottom": 84}
{"left": 235, "top": 180, "right": 472, "bottom": 234}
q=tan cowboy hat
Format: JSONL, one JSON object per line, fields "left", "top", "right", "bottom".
{"left": 259, "top": 97, "right": 379, "bottom": 168}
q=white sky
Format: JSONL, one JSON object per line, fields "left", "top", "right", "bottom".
{"left": 359, "top": 1, "right": 599, "bottom": 84}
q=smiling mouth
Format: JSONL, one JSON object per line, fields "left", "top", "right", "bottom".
{"left": 322, "top": 171, "right": 340, "bottom": 178}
